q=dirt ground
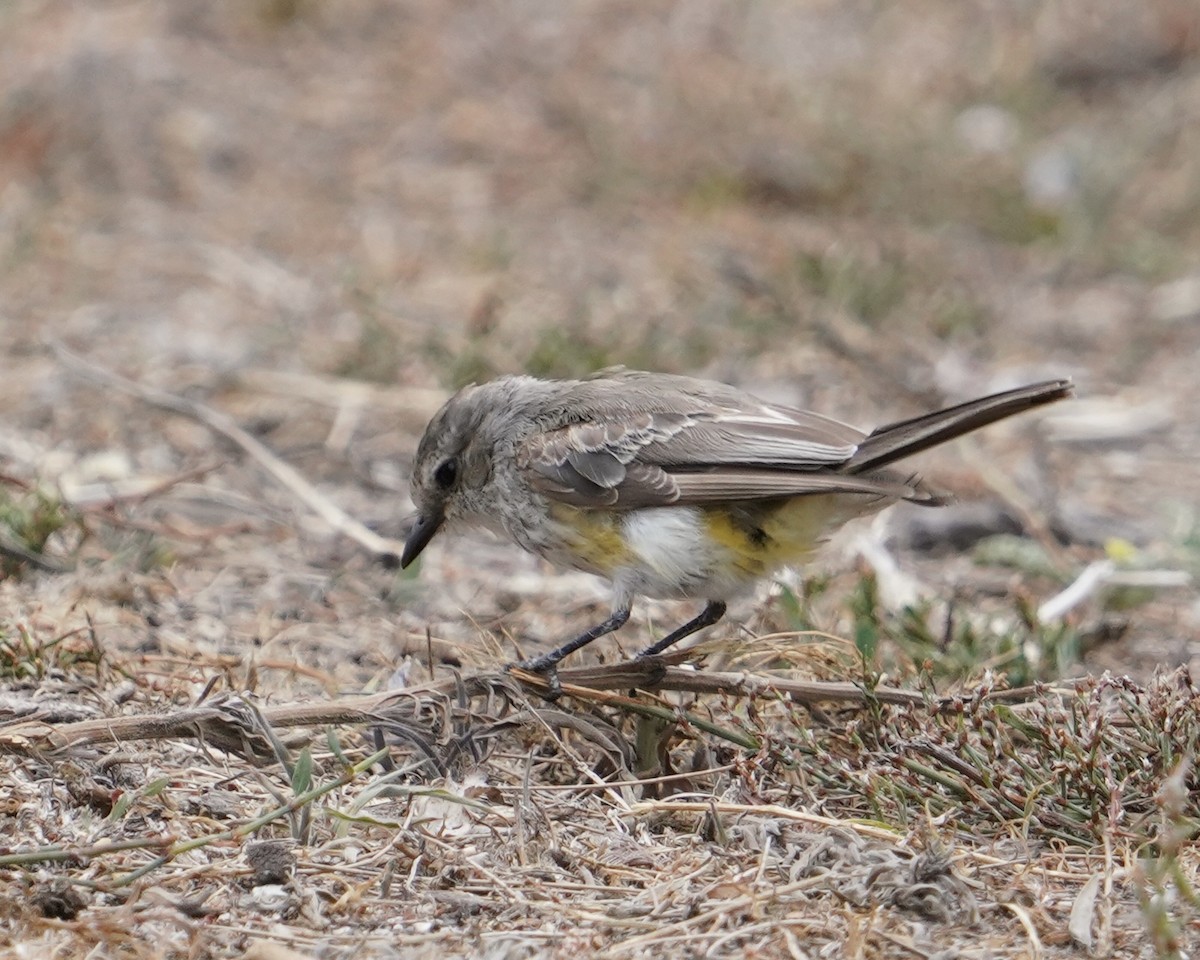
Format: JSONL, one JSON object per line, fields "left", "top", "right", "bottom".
{"left": 2, "top": 1, "right": 1200, "bottom": 957}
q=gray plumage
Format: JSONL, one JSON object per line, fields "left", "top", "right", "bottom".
{"left": 401, "top": 369, "right": 1073, "bottom": 673}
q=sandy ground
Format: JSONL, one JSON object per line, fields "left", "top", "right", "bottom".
{"left": 2, "top": 1, "right": 1200, "bottom": 956}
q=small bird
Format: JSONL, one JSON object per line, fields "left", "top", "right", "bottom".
{"left": 401, "top": 370, "right": 1072, "bottom": 675}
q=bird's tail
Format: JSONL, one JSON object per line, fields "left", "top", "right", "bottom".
{"left": 845, "top": 379, "right": 1073, "bottom": 475}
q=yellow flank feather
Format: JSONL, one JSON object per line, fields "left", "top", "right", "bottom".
{"left": 702, "top": 495, "right": 846, "bottom": 577}
{"left": 700, "top": 508, "right": 770, "bottom": 577}
{"left": 548, "top": 504, "right": 632, "bottom": 574}
{"left": 549, "top": 493, "right": 875, "bottom": 584}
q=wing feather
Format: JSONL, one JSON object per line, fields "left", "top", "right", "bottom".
{"left": 513, "top": 370, "right": 1068, "bottom": 512}
{"left": 519, "top": 387, "right": 880, "bottom": 510}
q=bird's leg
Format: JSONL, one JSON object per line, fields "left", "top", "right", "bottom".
{"left": 512, "top": 607, "right": 632, "bottom": 696}
{"left": 637, "top": 600, "right": 727, "bottom": 658}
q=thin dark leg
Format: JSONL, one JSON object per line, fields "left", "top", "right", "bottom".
{"left": 637, "top": 600, "right": 727, "bottom": 658}
{"left": 514, "top": 607, "right": 632, "bottom": 674}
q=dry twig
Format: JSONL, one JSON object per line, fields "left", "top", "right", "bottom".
{"left": 50, "top": 340, "right": 405, "bottom": 563}
{"left": 0, "top": 654, "right": 1077, "bottom": 758}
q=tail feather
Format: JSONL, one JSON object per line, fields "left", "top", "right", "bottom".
{"left": 846, "top": 379, "right": 1073, "bottom": 475}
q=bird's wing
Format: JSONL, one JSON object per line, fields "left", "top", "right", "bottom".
{"left": 518, "top": 399, "right": 896, "bottom": 509}
{"left": 517, "top": 373, "right": 1072, "bottom": 510}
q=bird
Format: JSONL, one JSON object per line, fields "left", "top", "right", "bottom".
{"left": 400, "top": 369, "right": 1072, "bottom": 676}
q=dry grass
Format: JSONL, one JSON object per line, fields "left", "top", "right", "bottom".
{"left": 2, "top": 616, "right": 1199, "bottom": 958}
{"left": 3, "top": 0, "right": 1200, "bottom": 956}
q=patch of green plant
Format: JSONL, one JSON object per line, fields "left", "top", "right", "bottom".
{"left": 0, "top": 486, "right": 79, "bottom": 578}
{"left": 1161, "top": 504, "right": 1200, "bottom": 579}
{"left": 791, "top": 250, "right": 909, "bottom": 326}
{"left": 626, "top": 316, "right": 718, "bottom": 374}
{"left": 971, "top": 534, "right": 1062, "bottom": 580}
{"left": 929, "top": 290, "right": 989, "bottom": 340}
{"left": 525, "top": 326, "right": 615, "bottom": 380}
{"left": 1136, "top": 757, "right": 1200, "bottom": 959}
{"left": 970, "top": 182, "right": 1064, "bottom": 246}
{"left": 774, "top": 575, "right": 831, "bottom": 634}
{"left": 761, "top": 667, "right": 1200, "bottom": 846}
{"left": 847, "top": 571, "right": 881, "bottom": 664}
{"left": 416, "top": 316, "right": 500, "bottom": 389}
{"left": 0, "top": 622, "right": 103, "bottom": 681}
{"left": 899, "top": 595, "right": 1077, "bottom": 688}
{"left": 100, "top": 529, "right": 176, "bottom": 575}
{"left": 107, "top": 778, "right": 170, "bottom": 824}
{"left": 384, "top": 557, "right": 425, "bottom": 610}
{"left": 716, "top": 293, "right": 793, "bottom": 351}
{"left": 685, "top": 171, "right": 749, "bottom": 213}
{"left": 778, "top": 569, "right": 1079, "bottom": 688}
{"left": 444, "top": 346, "right": 497, "bottom": 390}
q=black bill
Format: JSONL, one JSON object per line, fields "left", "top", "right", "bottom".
{"left": 400, "top": 510, "right": 444, "bottom": 568}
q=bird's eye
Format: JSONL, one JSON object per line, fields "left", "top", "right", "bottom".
{"left": 433, "top": 458, "right": 458, "bottom": 489}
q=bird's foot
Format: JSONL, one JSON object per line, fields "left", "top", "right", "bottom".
{"left": 508, "top": 655, "right": 563, "bottom": 701}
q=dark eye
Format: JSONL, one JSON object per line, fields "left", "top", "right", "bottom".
{"left": 433, "top": 458, "right": 458, "bottom": 489}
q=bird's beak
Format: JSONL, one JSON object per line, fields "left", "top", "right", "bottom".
{"left": 400, "top": 509, "right": 444, "bottom": 569}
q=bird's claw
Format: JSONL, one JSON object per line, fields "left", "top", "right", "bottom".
{"left": 508, "top": 656, "right": 563, "bottom": 701}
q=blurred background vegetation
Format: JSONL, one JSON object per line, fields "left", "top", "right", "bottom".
{"left": 3, "top": 1, "right": 1197, "bottom": 385}
{"left": 1, "top": 0, "right": 1198, "bottom": 681}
